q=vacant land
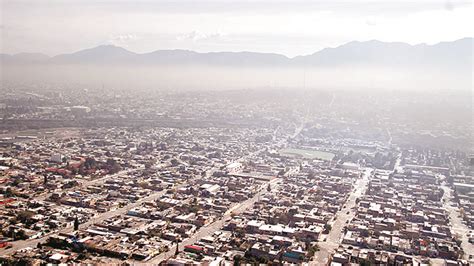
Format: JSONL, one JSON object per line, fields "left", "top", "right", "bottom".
{"left": 279, "top": 148, "right": 335, "bottom": 161}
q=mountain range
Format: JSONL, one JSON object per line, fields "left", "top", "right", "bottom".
{"left": 1, "top": 38, "right": 472, "bottom": 68}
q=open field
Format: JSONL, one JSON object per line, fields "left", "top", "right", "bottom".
{"left": 279, "top": 148, "right": 335, "bottom": 161}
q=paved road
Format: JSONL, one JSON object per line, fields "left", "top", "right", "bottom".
{"left": 0, "top": 166, "right": 156, "bottom": 256}
{"left": 393, "top": 153, "right": 403, "bottom": 173}
{"left": 1, "top": 165, "right": 217, "bottom": 258}
{"left": 312, "top": 168, "right": 372, "bottom": 264}
{"left": 148, "top": 122, "right": 306, "bottom": 264}
{"left": 1, "top": 122, "right": 304, "bottom": 260}
{"left": 147, "top": 178, "right": 281, "bottom": 264}
{"left": 332, "top": 181, "right": 474, "bottom": 266}
{"left": 35, "top": 167, "right": 143, "bottom": 202}
{"left": 441, "top": 184, "right": 474, "bottom": 260}
{"left": 386, "top": 128, "right": 392, "bottom": 147}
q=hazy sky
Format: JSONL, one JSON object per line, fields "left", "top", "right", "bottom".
{"left": 0, "top": 0, "right": 472, "bottom": 57}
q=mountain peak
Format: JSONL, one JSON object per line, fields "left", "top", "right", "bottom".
{"left": 1, "top": 38, "right": 470, "bottom": 67}
{"left": 51, "top": 44, "right": 136, "bottom": 63}
{"left": 71, "top": 44, "right": 135, "bottom": 55}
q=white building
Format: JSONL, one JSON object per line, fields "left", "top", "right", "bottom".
{"left": 50, "top": 153, "right": 63, "bottom": 163}
{"left": 226, "top": 162, "right": 242, "bottom": 173}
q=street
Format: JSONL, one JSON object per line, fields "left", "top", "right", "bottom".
{"left": 0, "top": 169, "right": 171, "bottom": 257}
{"left": 0, "top": 121, "right": 303, "bottom": 261}
{"left": 312, "top": 168, "right": 372, "bottom": 264}
{"left": 147, "top": 177, "right": 281, "bottom": 264}
{"left": 441, "top": 184, "right": 474, "bottom": 260}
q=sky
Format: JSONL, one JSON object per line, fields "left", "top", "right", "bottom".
{"left": 0, "top": 0, "right": 472, "bottom": 57}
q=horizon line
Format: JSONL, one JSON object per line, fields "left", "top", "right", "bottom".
{"left": 1, "top": 37, "right": 472, "bottom": 59}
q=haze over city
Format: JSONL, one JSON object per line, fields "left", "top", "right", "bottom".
{"left": 0, "top": 0, "right": 473, "bottom": 265}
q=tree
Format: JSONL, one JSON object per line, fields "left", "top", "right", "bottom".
{"left": 84, "top": 157, "right": 97, "bottom": 169}
{"left": 233, "top": 255, "right": 242, "bottom": 266}
{"left": 11, "top": 178, "right": 21, "bottom": 187}
{"left": 307, "top": 244, "right": 320, "bottom": 257}
{"left": 175, "top": 239, "right": 180, "bottom": 256}
{"left": 278, "top": 169, "right": 285, "bottom": 177}
{"left": 74, "top": 216, "right": 80, "bottom": 231}
{"left": 18, "top": 210, "right": 35, "bottom": 224}
{"left": 258, "top": 256, "right": 269, "bottom": 264}
{"left": 234, "top": 228, "right": 246, "bottom": 238}
{"left": 4, "top": 187, "right": 14, "bottom": 197}
{"left": 106, "top": 158, "right": 121, "bottom": 174}
{"left": 171, "top": 159, "right": 179, "bottom": 166}
{"left": 324, "top": 224, "right": 332, "bottom": 234}
{"left": 10, "top": 229, "right": 27, "bottom": 240}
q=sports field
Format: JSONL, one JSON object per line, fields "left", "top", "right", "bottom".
{"left": 279, "top": 148, "right": 335, "bottom": 161}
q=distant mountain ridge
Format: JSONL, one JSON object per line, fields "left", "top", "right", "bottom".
{"left": 1, "top": 38, "right": 472, "bottom": 68}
